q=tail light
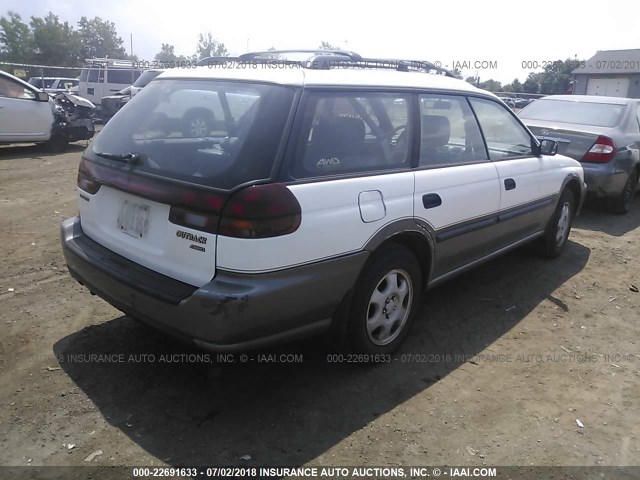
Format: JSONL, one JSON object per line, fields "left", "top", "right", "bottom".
{"left": 77, "top": 159, "right": 101, "bottom": 194}
{"left": 219, "top": 184, "right": 301, "bottom": 238}
{"left": 582, "top": 136, "right": 616, "bottom": 163}
{"left": 77, "top": 159, "right": 301, "bottom": 238}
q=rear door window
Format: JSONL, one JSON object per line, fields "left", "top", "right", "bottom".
{"left": 88, "top": 79, "right": 295, "bottom": 190}
{"left": 291, "top": 91, "right": 412, "bottom": 178}
{"left": 419, "top": 94, "right": 488, "bottom": 166}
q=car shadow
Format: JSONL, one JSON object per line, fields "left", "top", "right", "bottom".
{"left": 0, "top": 142, "right": 86, "bottom": 160}
{"left": 53, "top": 240, "right": 590, "bottom": 466}
{"left": 574, "top": 195, "right": 640, "bottom": 237}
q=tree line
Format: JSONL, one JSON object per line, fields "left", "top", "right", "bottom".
{"left": 0, "top": 10, "right": 228, "bottom": 75}
{"left": 465, "top": 58, "right": 584, "bottom": 95}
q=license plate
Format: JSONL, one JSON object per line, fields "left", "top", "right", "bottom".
{"left": 117, "top": 200, "right": 150, "bottom": 238}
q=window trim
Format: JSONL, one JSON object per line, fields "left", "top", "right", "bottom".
{"left": 278, "top": 88, "right": 545, "bottom": 183}
{"left": 467, "top": 95, "right": 540, "bottom": 162}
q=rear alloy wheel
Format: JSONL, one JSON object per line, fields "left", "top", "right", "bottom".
{"left": 611, "top": 170, "right": 638, "bottom": 215}
{"left": 345, "top": 245, "right": 421, "bottom": 355}
{"left": 538, "top": 189, "right": 575, "bottom": 258}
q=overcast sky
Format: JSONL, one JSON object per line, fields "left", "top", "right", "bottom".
{"left": 3, "top": 0, "right": 640, "bottom": 83}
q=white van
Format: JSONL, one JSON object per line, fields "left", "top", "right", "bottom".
{"left": 78, "top": 58, "right": 142, "bottom": 104}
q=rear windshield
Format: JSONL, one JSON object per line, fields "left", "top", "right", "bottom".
{"left": 88, "top": 79, "right": 295, "bottom": 190}
{"left": 519, "top": 99, "right": 626, "bottom": 128}
{"left": 133, "top": 70, "right": 162, "bottom": 88}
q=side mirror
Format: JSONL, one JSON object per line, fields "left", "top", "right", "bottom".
{"left": 36, "top": 91, "right": 50, "bottom": 102}
{"left": 540, "top": 139, "right": 559, "bottom": 156}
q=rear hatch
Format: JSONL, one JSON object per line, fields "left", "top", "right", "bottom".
{"left": 77, "top": 78, "right": 295, "bottom": 287}
{"left": 519, "top": 98, "right": 627, "bottom": 161}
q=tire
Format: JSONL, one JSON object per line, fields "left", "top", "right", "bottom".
{"left": 538, "top": 189, "right": 575, "bottom": 258}
{"left": 44, "top": 132, "right": 69, "bottom": 153}
{"left": 610, "top": 170, "right": 638, "bottom": 215}
{"left": 182, "top": 110, "right": 214, "bottom": 137}
{"left": 343, "top": 245, "right": 422, "bottom": 355}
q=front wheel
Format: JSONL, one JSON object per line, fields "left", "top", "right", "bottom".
{"left": 538, "top": 189, "right": 575, "bottom": 258}
{"left": 344, "top": 245, "right": 422, "bottom": 355}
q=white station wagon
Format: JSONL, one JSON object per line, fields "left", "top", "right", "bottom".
{"left": 61, "top": 51, "right": 586, "bottom": 354}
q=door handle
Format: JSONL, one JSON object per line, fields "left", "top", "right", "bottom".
{"left": 504, "top": 178, "right": 516, "bottom": 190}
{"left": 422, "top": 193, "right": 442, "bottom": 209}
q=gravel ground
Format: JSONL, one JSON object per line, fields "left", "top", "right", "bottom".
{"left": 0, "top": 143, "right": 638, "bottom": 474}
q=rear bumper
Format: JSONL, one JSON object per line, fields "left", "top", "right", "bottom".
{"left": 581, "top": 162, "right": 628, "bottom": 198}
{"left": 61, "top": 216, "right": 368, "bottom": 351}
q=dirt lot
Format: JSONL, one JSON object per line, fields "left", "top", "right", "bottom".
{"left": 0, "top": 143, "right": 639, "bottom": 472}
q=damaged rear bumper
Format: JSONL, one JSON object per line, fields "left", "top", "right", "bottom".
{"left": 61, "top": 216, "right": 368, "bottom": 351}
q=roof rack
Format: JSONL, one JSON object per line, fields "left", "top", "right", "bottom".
{"left": 196, "top": 50, "right": 458, "bottom": 78}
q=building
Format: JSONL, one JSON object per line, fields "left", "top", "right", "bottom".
{"left": 572, "top": 49, "right": 640, "bottom": 98}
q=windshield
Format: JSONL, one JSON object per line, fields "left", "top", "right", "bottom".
{"left": 519, "top": 99, "right": 627, "bottom": 128}
{"left": 133, "top": 70, "right": 162, "bottom": 88}
{"left": 88, "top": 79, "right": 295, "bottom": 190}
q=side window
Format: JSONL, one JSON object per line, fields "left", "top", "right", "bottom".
{"left": 87, "top": 69, "right": 99, "bottom": 82}
{"left": 107, "top": 69, "right": 137, "bottom": 84}
{"left": 469, "top": 97, "right": 534, "bottom": 160}
{"left": 292, "top": 92, "right": 412, "bottom": 178}
{"left": 0, "top": 77, "right": 36, "bottom": 99}
{"left": 635, "top": 104, "right": 640, "bottom": 133}
{"left": 419, "top": 94, "right": 488, "bottom": 166}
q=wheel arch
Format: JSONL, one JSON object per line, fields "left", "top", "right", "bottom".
{"left": 560, "top": 173, "right": 584, "bottom": 214}
{"left": 362, "top": 219, "right": 435, "bottom": 290}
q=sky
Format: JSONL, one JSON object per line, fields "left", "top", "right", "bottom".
{"left": 3, "top": 0, "right": 640, "bottom": 84}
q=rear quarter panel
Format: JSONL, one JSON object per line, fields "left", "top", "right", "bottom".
{"left": 216, "top": 172, "right": 415, "bottom": 273}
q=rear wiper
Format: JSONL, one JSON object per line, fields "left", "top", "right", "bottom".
{"left": 95, "top": 151, "right": 142, "bottom": 164}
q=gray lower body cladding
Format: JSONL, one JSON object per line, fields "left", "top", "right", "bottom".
{"left": 61, "top": 216, "right": 368, "bottom": 351}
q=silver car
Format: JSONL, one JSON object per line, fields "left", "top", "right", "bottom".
{"left": 519, "top": 95, "right": 640, "bottom": 214}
